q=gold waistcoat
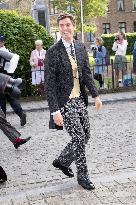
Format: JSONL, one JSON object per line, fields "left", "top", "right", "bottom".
{"left": 68, "top": 55, "right": 80, "bottom": 99}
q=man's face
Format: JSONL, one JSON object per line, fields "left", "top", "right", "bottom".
{"left": 58, "top": 17, "right": 75, "bottom": 42}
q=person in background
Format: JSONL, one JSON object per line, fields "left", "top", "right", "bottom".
{"left": 45, "top": 13, "right": 102, "bottom": 191}
{"left": 0, "top": 107, "right": 31, "bottom": 149}
{"left": 0, "top": 34, "right": 26, "bottom": 126}
{"left": 132, "top": 41, "right": 136, "bottom": 74}
{"left": 29, "top": 40, "right": 46, "bottom": 96}
{"left": 93, "top": 37, "right": 106, "bottom": 89}
{"left": 112, "top": 31, "right": 128, "bottom": 87}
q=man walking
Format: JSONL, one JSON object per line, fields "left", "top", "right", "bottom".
{"left": 45, "top": 13, "right": 102, "bottom": 190}
{"left": 0, "top": 34, "right": 26, "bottom": 126}
{"left": 0, "top": 108, "right": 30, "bottom": 149}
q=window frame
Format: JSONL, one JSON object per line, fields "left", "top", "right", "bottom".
{"left": 103, "top": 23, "right": 111, "bottom": 34}
{"left": 49, "top": 0, "right": 58, "bottom": 15}
{"left": 132, "top": 0, "right": 136, "bottom": 11}
{"left": 119, "top": 22, "right": 126, "bottom": 33}
{"left": 86, "top": 32, "right": 95, "bottom": 42}
{"left": 117, "top": 0, "right": 125, "bottom": 11}
{"left": 134, "top": 21, "right": 136, "bottom": 32}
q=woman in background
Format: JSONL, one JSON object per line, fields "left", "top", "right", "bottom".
{"left": 112, "top": 31, "right": 128, "bottom": 87}
{"left": 30, "top": 40, "right": 46, "bottom": 96}
{"left": 93, "top": 37, "right": 106, "bottom": 89}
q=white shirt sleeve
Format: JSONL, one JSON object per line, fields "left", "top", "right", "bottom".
{"left": 51, "top": 110, "right": 61, "bottom": 115}
{"left": 112, "top": 40, "right": 128, "bottom": 56}
{"left": 112, "top": 42, "right": 118, "bottom": 51}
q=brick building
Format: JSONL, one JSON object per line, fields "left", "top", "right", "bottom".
{"left": 6, "top": 0, "right": 136, "bottom": 47}
{"left": 95, "top": 0, "right": 136, "bottom": 35}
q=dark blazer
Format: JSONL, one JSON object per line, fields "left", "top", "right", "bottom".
{"left": 45, "top": 39, "right": 99, "bottom": 128}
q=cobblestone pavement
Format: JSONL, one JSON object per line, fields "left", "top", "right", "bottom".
{"left": 0, "top": 97, "right": 136, "bottom": 204}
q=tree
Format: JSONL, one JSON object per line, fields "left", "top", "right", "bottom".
{"left": 53, "top": 0, "right": 109, "bottom": 32}
{"left": 0, "top": 9, "right": 54, "bottom": 96}
{"left": 0, "top": 0, "right": 33, "bottom": 15}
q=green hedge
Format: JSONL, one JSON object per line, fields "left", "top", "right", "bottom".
{"left": 0, "top": 10, "right": 54, "bottom": 97}
{"left": 101, "top": 33, "right": 136, "bottom": 55}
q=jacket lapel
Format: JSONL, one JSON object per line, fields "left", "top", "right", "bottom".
{"left": 58, "top": 39, "right": 72, "bottom": 73}
{"left": 74, "top": 42, "right": 83, "bottom": 76}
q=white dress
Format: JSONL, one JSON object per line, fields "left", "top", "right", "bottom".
{"left": 29, "top": 49, "right": 46, "bottom": 85}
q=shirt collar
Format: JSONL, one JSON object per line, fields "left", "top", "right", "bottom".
{"left": 62, "top": 38, "right": 74, "bottom": 49}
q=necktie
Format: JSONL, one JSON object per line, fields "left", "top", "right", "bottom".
{"left": 70, "top": 43, "right": 75, "bottom": 60}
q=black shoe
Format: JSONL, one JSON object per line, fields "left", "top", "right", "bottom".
{"left": 14, "top": 137, "right": 31, "bottom": 149}
{"left": 78, "top": 177, "right": 95, "bottom": 190}
{"left": 20, "top": 112, "right": 26, "bottom": 126}
{"left": 52, "top": 159, "right": 74, "bottom": 177}
{"left": 0, "top": 166, "right": 7, "bottom": 183}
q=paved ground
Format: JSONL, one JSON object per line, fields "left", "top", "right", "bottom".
{"left": 6, "top": 91, "right": 136, "bottom": 113}
{"left": 0, "top": 91, "right": 136, "bottom": 205}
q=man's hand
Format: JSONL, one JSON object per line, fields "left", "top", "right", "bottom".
{"left": 53, "top": 112, "right": 64, "bottom": 126}
{"left": 95, "top": 96, "right": 102, "bottom": 111}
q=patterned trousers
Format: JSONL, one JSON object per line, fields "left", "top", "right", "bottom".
{"left": 58, "top": 96, "right": 90, "bottom": 179}
{"left": 0, "top": 109, "right": 20, "bottom": 143}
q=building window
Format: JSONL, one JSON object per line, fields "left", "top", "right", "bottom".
{"left": 117, "top": 0, "right": 125, "bottom": 11}
{"left": 132, "top": 0, "right": 136, "bottom": 11}
{"left": 107, "top": 4, "right": 110, "bottom": 12}
{"left": 119, "top": 22, "right": 126, "bottom": 33}
{"left": 67, "top": 5, "right": 74, "bottom": 12}
{"left": 134, "top": 21, "right": 136, "bottom": 31}
{"left": 49, "top": 0, "right": 58, "bottom": 15}
{"left": 38, "top": 11, "right": 46, "bottom": 28}
{"left": 103, "top": 23, "right": 110, "bottom": 34}
{"left": 86, "top": 32, "right": 95, "bottom": 42}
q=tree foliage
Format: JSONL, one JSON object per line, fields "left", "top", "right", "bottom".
{"left": 0, "top": 9, "right": 54, "bottom": 96}
{"left": 53, "top": 0, "right": 109, "bottom": 32}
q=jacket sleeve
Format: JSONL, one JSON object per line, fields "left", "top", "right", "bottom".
{"left": 82, "top": 46, "right": 99, "bottom": 98}
{"left": 45, "top": 50, "right": 60, "bottom": 113}
{"left": 96, "top": 46, "right": 106, "bottom": 58}
{"left": 0, "top": 50, "right": 14, "bottom": 61}
{"left": 112, "top": 42, "right": 118, "bottom": 52}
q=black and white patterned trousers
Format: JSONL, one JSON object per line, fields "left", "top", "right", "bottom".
{"left": 58, "top": 96, "right": 90, "bottom": 179}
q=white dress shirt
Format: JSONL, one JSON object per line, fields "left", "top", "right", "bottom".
{"left": 112, "top": 40, "right": 128, "bottom": 56}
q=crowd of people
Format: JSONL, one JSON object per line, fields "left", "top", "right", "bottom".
{"left": 0, "top": 13, "right": 136, "bottom": 190}
{"left": 92, "top": 31, "right": 136, "bottom": 89}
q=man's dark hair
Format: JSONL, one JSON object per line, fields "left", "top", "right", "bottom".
{"left": 57, "top": 13, "right": 75, "bottom": 25}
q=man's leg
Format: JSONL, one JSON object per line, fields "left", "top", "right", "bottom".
{"left": 0, "top": 166, "right": 7, "bottom": 182}
{"left": 0, "top": 94, "right": 6, "bottom": 116}
{"left": 54, "top": 98, "right": 94, "bottom": 190}
{"left": 98, "top": 74, "right": 104, "bottom": 88}
{"left": 57, "top": 98, "right": 90, "bottom": 178}
{"left": 0, "top": 109, "right": 30, "bottom": 148}
{"left": 115, "top": 69, "right": 119, "bottom": 87}
{"left": 6, "top": 94, "right": 26, "bottom": 126}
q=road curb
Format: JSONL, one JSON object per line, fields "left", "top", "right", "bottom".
{"left": 6, "top": 97, "right": 136, "bottom": 114}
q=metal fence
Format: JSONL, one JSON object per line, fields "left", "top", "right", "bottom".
{"left": 14, "top": 58, "right": 135, "bottom": 97}
{"left": 91, "top": 58, "right": 135, "bottom": 90}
